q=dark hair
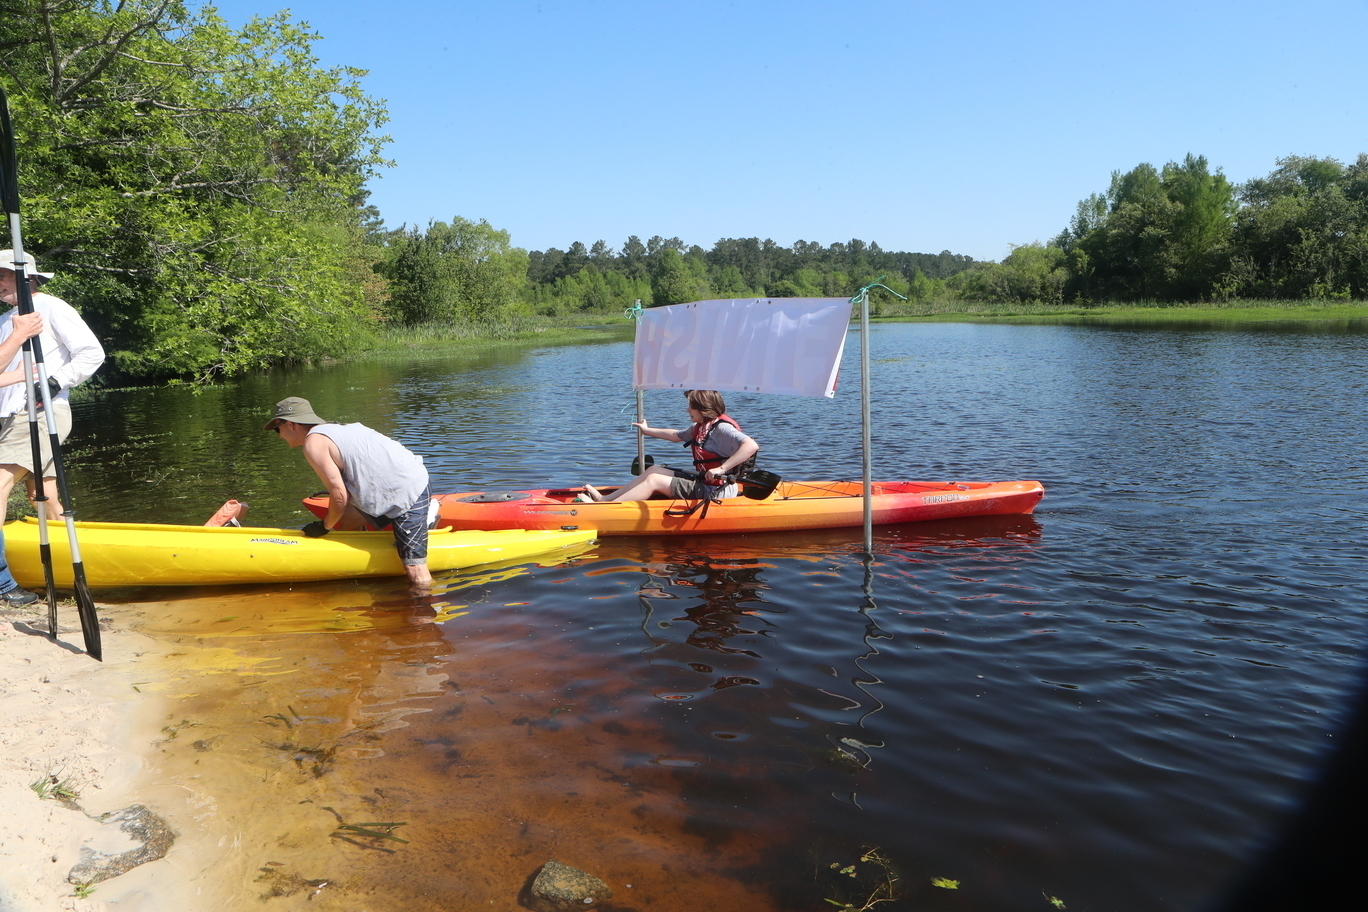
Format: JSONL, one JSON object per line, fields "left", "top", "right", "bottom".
{"left": 685, "top": 389, "right": 725, "bottom": 420}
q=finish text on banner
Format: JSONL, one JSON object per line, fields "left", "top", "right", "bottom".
{"left": 632, "top": 298, "right": 851, "bottom": 398}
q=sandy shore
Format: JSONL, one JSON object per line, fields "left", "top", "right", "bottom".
{"left": 0, "top": 603, "right": 190, "bottom": 911}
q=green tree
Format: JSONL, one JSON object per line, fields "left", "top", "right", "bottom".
{"left": 711, "top": 264, "right": 753, "bottom": 297}
{"left": 767, "top": 267, "right": 824, "bottom": 298}
{"left": 1229, "top": 155, "right": 1368, "bottom": 299}
{"left": 1063, "top": 155, "right": 1235, "bottom": 302}
{"left": 650, "top": 247, "right": 710, "bottom": 305}
{"left": 620, "top": 235, "right": 648, "bottom": 280}
{"left": 378, "top": 217, "right": 527, "bottom": 324}
{"left": 522, "top": 235, "right": 979, "bottom": 313}
{"left": 948, "top": 243, "right": 1066, "bottom": 305}
{"left": 555, "top": 241, "right": 590, "bottom": 280}
{"left": 904, "top": 267, "right": 945, "bottom": 304}
{"left": 2, "top": 0, "right": 391, "bottom": 381}
{"left": 1080, "top": 163, "right": 1175, "bottom": 300}
{"left": 1160, "top": 154, "right": 1237, "bottom": 298}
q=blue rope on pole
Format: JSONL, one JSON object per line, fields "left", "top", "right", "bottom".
{"left": 850, "top": 275, "right": 908, "bottom": 305}
{"left": 623, "top": 299, "right": 645, "bottom": 321}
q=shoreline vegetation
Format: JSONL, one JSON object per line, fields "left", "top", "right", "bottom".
{"left": 62, "top": 301, "right": 1364, "bottom": 398}
{"left": 348, "top": 301, "right": 1368, "bottom": 361}
{"left": 872, "top": 299, "right": 1368, "bottom": 325}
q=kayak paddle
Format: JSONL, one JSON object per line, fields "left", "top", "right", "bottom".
{"left": 0, "top": 86, "right": 102, "bottom": 660}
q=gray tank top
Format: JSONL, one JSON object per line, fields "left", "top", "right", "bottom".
{"left": 307, "top": 423, "right": 428, "bottom": 518}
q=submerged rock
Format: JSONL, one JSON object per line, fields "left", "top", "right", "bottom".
{"left": 527, "top": 859, "right": 613, "bottom": 911}
{"left": 66, "top": 804, "right": 175, "bottom": 886}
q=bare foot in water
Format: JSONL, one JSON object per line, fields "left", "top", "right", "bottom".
{"left": 583, "top": 484, "right": 605, "bottom": 502}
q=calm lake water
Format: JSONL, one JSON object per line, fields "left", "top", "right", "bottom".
{"left": 59, "top": 320, "right": 1367, "bottom": 911}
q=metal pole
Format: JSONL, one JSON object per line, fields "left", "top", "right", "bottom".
{"left": 628, "top": 300, "right": 650, "bottom": 476}
{"left": 860, "top": 290, "right": 873, "bottom": 554}
{"left": 635, "top": 388, "right": 645, "bottom": 474}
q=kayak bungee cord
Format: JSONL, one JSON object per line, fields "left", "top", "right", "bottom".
{"left": 0, "top": 86, "right": 102, "bottom": 661}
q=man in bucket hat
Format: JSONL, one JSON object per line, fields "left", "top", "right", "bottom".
{"left": 0, "top": 250, "right": 104, "bottom": 606}
{"left": 266, "top": 396, "right": 432, "bottom": 588}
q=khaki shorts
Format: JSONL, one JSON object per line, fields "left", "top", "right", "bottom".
{"left": 667, "top": 469, "right": 738, "bottom": 500}
{"left": 0, "top": 399, "right": 73, "bottom": 476}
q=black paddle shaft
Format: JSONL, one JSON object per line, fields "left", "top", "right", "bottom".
{"left": 0, "top": 86, "right": 102, "bottom": 660}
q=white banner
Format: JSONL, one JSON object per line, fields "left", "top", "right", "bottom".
{"left": 632, "top": 297, "right": 851, "bottom": 398}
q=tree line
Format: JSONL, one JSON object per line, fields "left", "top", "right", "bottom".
{"left": 956, "top": 153, "right": 1368, "bottom": 306}
{"left": 379, "top": 232, "right": 976, "bottom": 322}
{"left": 4, "top": 2, "right": 1364, "bottom": 386}
{"left": 525, "top": 237, "right": 977, "bottom": 314}
{"left": 379, "top": 153, "right": 1368, "bottom": 322}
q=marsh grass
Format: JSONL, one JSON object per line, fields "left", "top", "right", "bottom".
{"left": 362, "top": 303, "right": 1367, "bottom": 346}
{"left": 30, "top": 771, "right": 80, "bottom": 802}
{"left": 256, "top": 704, "right": 391, "bottom": 778}
{"left": 330, "top": 822, "right": 409, "bottom": 845}
{"left": 872, "top": 299, "right": 1368, "bottom": 326}
{"left": 823, "top": 847, "right": 902, "bottom": 911}
{"left": 255, "top": 866, "right": 331, "bottom": 901}
{"left": 318, "top": 804, "right": 409, "bottom": 851}
{"left": 261, "top": 705, "right": 304, "bottom": 729}
{"left": 355, "top": 314, "right": 628, "bottom": 360}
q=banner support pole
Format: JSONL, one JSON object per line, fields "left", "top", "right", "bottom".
{"left": 859, "top": 290, "right": 873, "bottom": 554}
{"left": 626, "top": 300, "right": 648, "bottom": 476}
{"left": 849, "top": 281, "right": 907, "bottom": 557}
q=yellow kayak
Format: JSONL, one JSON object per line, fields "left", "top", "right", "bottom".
{"left": 4, "top": 518, "right": 596, "bottom": 588}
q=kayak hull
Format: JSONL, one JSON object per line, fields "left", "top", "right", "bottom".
{"left": 5, "top": 518, "right": 596, "bottom": 588}
{"left": 304, "top": 479, "right": 1044, "bottom": 536}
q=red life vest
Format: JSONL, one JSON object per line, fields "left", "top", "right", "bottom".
{"left": 688, "top": 414, "right": 749, "bottom": 486}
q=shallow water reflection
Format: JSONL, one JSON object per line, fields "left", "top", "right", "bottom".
{"left": 102, "top": 520, "right": 1051, "bottom": 910}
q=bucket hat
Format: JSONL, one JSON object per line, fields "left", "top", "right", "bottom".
{"left": 264, "top": 396, "right": 328, "bottom": 430}
{"left": 0, "top": 249, "right": 54, "bottom": 281}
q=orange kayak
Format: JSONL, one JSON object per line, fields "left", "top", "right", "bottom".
{"left": 304, "top": 479, "right": 1044, "bottom": 537}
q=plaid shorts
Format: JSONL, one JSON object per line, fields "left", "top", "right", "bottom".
{"left": 359, "top": 486, "right": 431, "bottom": 565}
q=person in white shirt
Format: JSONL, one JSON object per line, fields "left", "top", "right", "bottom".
{"left": 0, "top": 250, "right": 105, "bottom": 605}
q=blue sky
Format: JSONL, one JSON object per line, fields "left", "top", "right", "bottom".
{"left": 206, "top": 0, "right": 1367, "bottom": 262}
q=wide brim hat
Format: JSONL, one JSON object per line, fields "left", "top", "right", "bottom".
{"left": 0, "top": 249, "right": 55, "bottom": 281}
{"left": 264, "top": 396, "right": 328, "bottom": 430}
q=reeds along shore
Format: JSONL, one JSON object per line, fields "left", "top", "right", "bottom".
{"left": 351, "top": 301, "right": 1368, "bottom": 363}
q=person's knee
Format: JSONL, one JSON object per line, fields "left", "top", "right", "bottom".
{"left": 0, "top": 468, "right": 26, "bottom": 503}
{"left": 25, "top": 476, "right": 56, "bottom": 498}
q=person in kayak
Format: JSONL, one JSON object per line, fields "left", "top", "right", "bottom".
{"left": 0, "top": 251, "right": 105, "bottom": 607}
{"left": 265, "top": 396, "right": 433, "bottom": 588}
{"left": 583, "top": 389, "right": 759, "bottom": 503}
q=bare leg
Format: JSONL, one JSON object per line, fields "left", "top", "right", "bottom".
{"left": 0, "top": 465, "right": 26, "bottom": 524}
{"left": 26, "top": 475, "right": 63, "bottom": 521}
{"left": 406, "top": 562, "right": 433, "bottom": 589}
{"left": 605, "top": 466, "right": 677, "bottom": 502}
{"left": 329, "top": 502, "right": 373, "bottom": 531}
